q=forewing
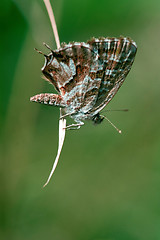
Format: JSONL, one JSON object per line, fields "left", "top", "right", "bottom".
{"left": 42, "top": 42, "right": 101, "bottom": 113}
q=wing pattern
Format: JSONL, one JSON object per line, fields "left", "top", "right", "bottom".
{"left": 33, "top": 37, "right": 137, "bottom": 124}
{"left": 87, "top": 37, "right": 137, "bottom": 114}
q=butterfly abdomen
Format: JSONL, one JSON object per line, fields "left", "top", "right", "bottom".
{"left": 30, "top": 93, "right": 66, "bottom": 107}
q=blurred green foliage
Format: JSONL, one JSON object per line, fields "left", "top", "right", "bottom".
{"left": 1, "top": 0, "right": 160, "bottom": 239}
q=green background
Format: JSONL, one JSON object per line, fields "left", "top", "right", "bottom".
{"left": 1, "top": 0, "right": 160, "bottom": 239}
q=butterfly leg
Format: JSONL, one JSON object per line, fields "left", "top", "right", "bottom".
{"left": 30, "top": 93, "right": 66, "bottom": 107}
{"left": 59, "top": 112, "right": 76, "bottom": 119}
{"left": 64, "top": 121, "right": 84, "bottom": 130}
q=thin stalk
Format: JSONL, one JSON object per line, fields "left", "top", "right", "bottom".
{"left": 43, "top": 0, "right": 60, "bottom": 48}
{"left": 43, "top": 0, "right": 66, "bottom": 187}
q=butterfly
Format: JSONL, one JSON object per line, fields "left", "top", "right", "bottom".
{"left": 30, "top": 37, "right": 137, "bottom": 130}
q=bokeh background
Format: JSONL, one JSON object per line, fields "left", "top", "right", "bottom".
{"left": 1, "top": 0, "right": 160, "bottom": 239}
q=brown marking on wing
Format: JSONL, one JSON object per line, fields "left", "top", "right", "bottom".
{"left": 40, "top": 37, "right": 136, "bottom": 116}
{"left": 88, "top": 37, "right": 137, "bottom": 114}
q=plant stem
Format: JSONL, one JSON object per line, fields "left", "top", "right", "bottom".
{"left": 43, "top": 0, "right": 60, "bottom": 48}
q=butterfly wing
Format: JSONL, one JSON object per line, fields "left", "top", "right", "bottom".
{"left": 87, "top": 37, "right": 137, "bottom": 115}
{"left": 41, "top": 37, "right": 137, "bottom": 117}
{"left": 42, "top": 42, "right": 102, "bottom": 114}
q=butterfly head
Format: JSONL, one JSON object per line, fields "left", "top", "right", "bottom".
{"left": 92, "top": 113, "right": 104, "bottom": 125}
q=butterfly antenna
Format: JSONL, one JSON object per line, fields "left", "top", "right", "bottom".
{"left": 102, "top": 109, "right": 129, "bottom": 113}
{"left": 43, "top": 42, "right": 52, "bottom": 51}
{"left": 101, "top": 115, "right": 122, "bottom": 134}
{"left": 34, "top": 48, "right": 48, "bottom": 58}
{"left": 43, "top": 42, "right": 55, "bottom": 56}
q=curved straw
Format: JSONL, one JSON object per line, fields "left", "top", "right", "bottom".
{"left": 43, "top": 0, "right": 66, "bottom": 187}
{"left": 43, "top": 115, "right": 66, "bottom": 187}
{"left": 43, "top": 0, "right": 60, "bottom": 49}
